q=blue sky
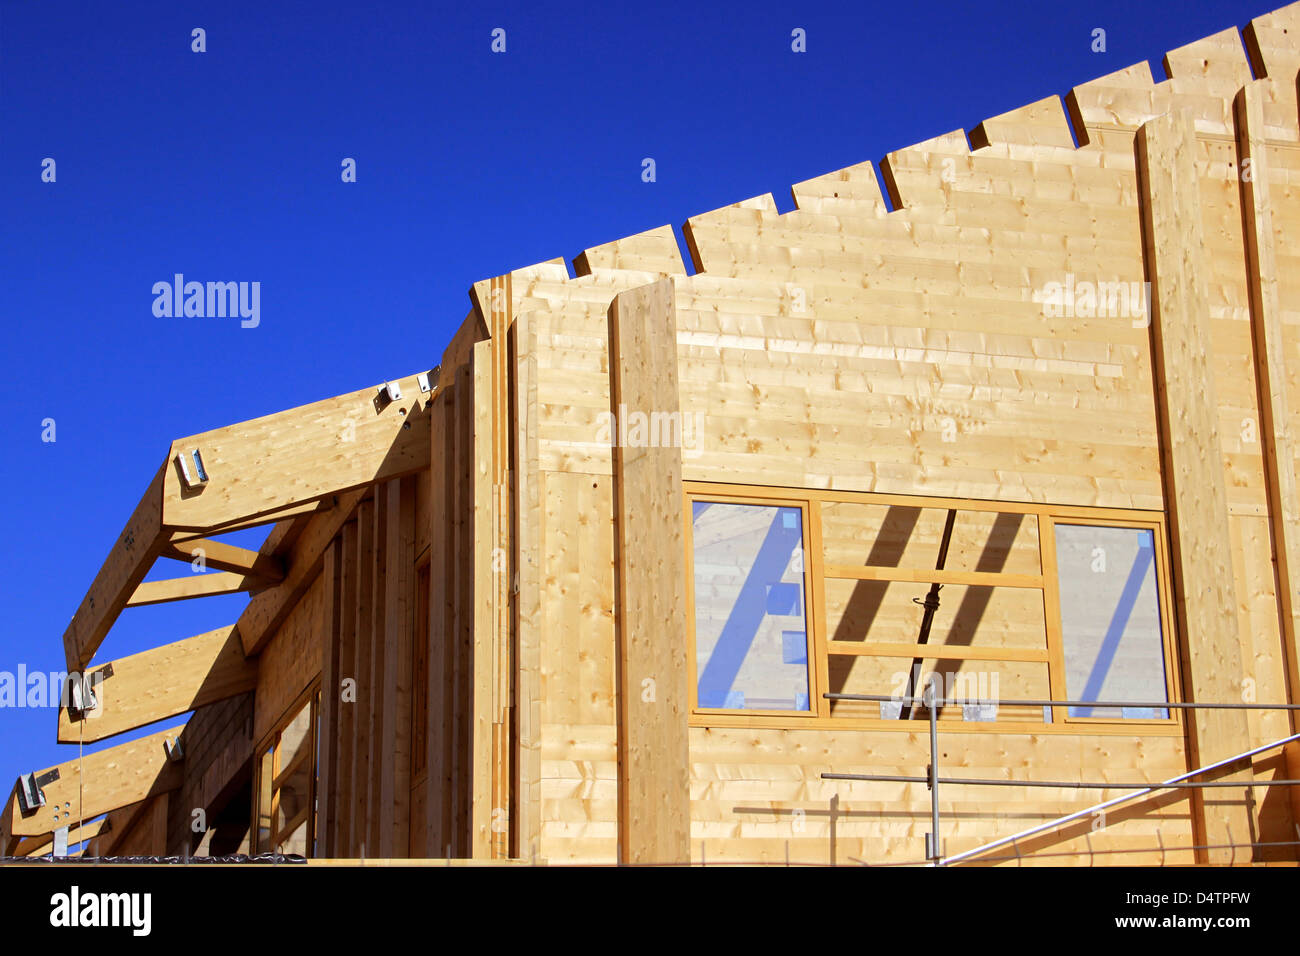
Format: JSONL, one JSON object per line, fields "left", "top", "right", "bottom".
{"left": 0, "top": 0, "right": 1273, "bottom": 797}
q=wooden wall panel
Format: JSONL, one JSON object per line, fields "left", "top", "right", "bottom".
{"left": 252, "top": 570, "right": 326, "bottom": 746}
{"left": 608, "top": 280, "right": 691, "bottom": 864}
{"left": 1138, "top": 108, "right": 1256, "bottom": 862}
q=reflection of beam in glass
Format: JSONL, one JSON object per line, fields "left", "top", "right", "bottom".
{"left": 1055, "top": 525, "right": 1167, "bottom": 719}
{"left": 692, "top": 503, "right": 810, "bottom": 711}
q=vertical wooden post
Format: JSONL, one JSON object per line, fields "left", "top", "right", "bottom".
{"left": 425, "top": 387, "right": 451, "bottom": 858}
{"left": 471, "top": 339, "right": 497, "bottom": 858}
{"left": 608, "top": 278, "right": 691, "bottom": 865}
{"left": 335, "top": 521, "right": 358, "bottom": 855}
{"left": 317, "top": 539, "right": 342, "bottom": 857}
{"left": 350, "top": 498, "right": 374, "bottom": 856}
{"left": 1237, "top": 82, "right": 1300, "bottom": 734}
{"left": 368, "top": 486, "right": 388, "bottom": 855}
{"left": 511, "top": 312, "right": 543, "bottom": 861}
{"left": 1137, "top": 109, "right": 1255, "bottom": 863}
{"left": 381, "top": 476, "right": 416, "bottom": 856}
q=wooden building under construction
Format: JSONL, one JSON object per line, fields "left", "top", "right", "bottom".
{"left": 8, "top": 3, "right": 1300, "bottom": 867}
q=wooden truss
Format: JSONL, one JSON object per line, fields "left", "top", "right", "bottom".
{"left": 4, "top": 370, "right": 438, "bottom": 852}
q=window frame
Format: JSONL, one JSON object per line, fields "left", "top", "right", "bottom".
{"left": 682, "top": 482, "right": 1183, "bottom": 736}
{"left": 683, "top": 492, "right": 823, "bottom": 720}
{"left": 251, "top": 681, "right": 321, "bottom": 856}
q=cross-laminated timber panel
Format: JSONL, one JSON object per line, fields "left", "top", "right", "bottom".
{"left": 608, "top": 279, "right": 691, "bottom": 864}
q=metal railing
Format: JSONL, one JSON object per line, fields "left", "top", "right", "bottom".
{"left": 820, "top": 686, "right": 1300, "bottom": 866}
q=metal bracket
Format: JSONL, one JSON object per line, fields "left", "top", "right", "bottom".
{"left": 164, "top": 737, "right": 184, "bottom": 762}
{"left": 52, "top": 827, "right": 69, "bottom": 858}
{"left": 66, "top": 672, "right": 99, "bottom": 718}
{"left": 175, "top": 448, "right": 209, "bottom": 489}
{"left": 17, "top": 768, "right": 59, "bottom": 813}
{"left": 416, "top": 367, "right": 441, "bottom": 393}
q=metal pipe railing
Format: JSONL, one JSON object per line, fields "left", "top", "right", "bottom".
{"left": 818, "top": 688, "right": 1300, "bottom": 866}
{"left": 824, "top": 691, "right": 1300, "bottom": 711}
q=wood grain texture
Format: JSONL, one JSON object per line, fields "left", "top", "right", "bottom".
{"left": 63, "top": 463, "right": 168, "bottom": 672}
{"left": 57, "top": 625, "right": 256, "bottom": 744}
{"left": 1237, "top": 83, "right": 1300, "bottom": 735}
{"left": 5, "top": 724, "right": 186, "bottom": 838}
{"left": 162, "top": 374, "right": 432, "bottom": 532}
{"left": 1138, "top": 108, "right": 1256, "bottom": 862}
{"left": 608, "top": 279, "right": 691, "bottom": 864}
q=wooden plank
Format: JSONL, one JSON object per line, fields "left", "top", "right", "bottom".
{"left": 63, "top": 463, "right": 168, "bottom": 672}
{"left": 162, "top": 373, "right": 433, "bottom": 532}
{"left": 1237, "top": 83, "right": 1300, "bottom": 734}
{"left": 335, "top": 520, "right": 359, "bottom": 855}
{"left": 349, "top": 499, "right": 374, "bottom": 856}
{"left": 425, "top": 386, "right": 451, "bottom": 859}
{"left": 237, "top": 489, "right": 365, "bottom": 656}
{"left": 380, "top": 476, "right": 416, "bottom": 857}
{"left": 161, "top": 536, "right": 285, "bottom": 581}
{"left": 1137, "top": 108, "right": 1254, "bottom": 863}
{"left": 126, "top": 570, "right": 265, "bottom": 607}
{"left": 470, "top": 339, "right": 496, "bottom": 858}
{"left": 317, "top": 539, "right": 343, "bottom": 857}
{"left": 823, "top": 564, "right": 1043, "bottom": 589}
{"left": 453, "top": 362, "right": 475, "bottom": 856}
{"left": 18, "top": 814, "right": 112, "bottom": 857}
{"left": 367, "top": 484, "right": 387, "bottom": 856}
{"left": 4, "top": 725, "right": 186, "bottom": 837}
{"left": 57, "top": 625, "right": 256, "bottom": 744}
{"left": 825, "top": 641, "right": 1049, "bottom": 663}
{"left": 166, "top": 499, "right": 332, "bottom": 545}
{"left": 608, "top": 279, "right": 691, "bottom": 864}
{"left": 512, "top": 313, "right": 543, "bottom": 861}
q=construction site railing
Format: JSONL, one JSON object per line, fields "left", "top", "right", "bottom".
{"left": 819, "top": 688, "right": 1300, "bottom": 866}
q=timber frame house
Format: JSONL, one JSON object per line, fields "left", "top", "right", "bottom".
{"left": 8, "top": 2, "right": 1300, "bottom": 866}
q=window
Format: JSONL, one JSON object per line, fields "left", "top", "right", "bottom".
{"left": 252, "top": 690, "right": 320, "bottom": 856}
{"left": 687, "top": 500, "right": 815, "bottom": 714}
{"left": 683, "top": 483, "right": 1180, "bottom": 731}
{"left": 1053, "top": 525, "right": 1169, "bottom": 719}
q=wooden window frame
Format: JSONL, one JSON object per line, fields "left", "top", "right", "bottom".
{"left": 683, "top": 482, "right": 1184, "bottom": 738}
{"left": 251, "top": 681, "right": 321, "bottom": 856}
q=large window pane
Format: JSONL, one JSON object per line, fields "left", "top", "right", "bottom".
{"left": 692, "top": 502, "right": 810, "bottom": 711}
{"left": 1055, "top": 525, "right": 1168, "bottom": 718}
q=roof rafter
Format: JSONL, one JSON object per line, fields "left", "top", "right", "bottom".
{"left": 58, "top": 625, "right": 256, "bottom": 744}
{"left": 2, "top": 724, "right": 186, "bottom": 845}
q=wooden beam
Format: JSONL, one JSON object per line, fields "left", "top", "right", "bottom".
{"left": 425, "top": 386, "right": 451, "bottom": 858}
{"left": 126, "top": 571, "right": 265, "bottom": 607}
{"left": 162, "top": 373, "right": 432, "bottom": 532}
{"left": 1237, "top": 82, "right": 1300, "bottom": 734}
{"left": 335, "top": 520, "right": 359, "bottom": 856}
{"left": 317, "top": 539, "right": 342, "bottom": 858}
{"left": 161, "top": 536, "right": 285, "bottom": 582}
{"left": 57, "top": 625, "right": 256, "bottom": 744}
{"left": 1138, "top": 109, "right": 1254, "bottom": 863}
{"left": 367, "top": 484, "right": 388, "bottom": 856}
{"left": 349, "top": 499, "right": 375, "bottom": 855}
{"left": 511, "top": 313, "right": 542, "bottom": 861}
{"left": 470, "top": 339, "right": 495, "bottom": 859}
{"left": 380, "top": 477, "right": 416, "bottom": 857}
{"left": 236, "top": 489, "right": 366, "bottom": 656}
{"left": 62, "top": 463, "right": 168, "bottom": 672}
{"left": 18, "top": 815, "right": 112, "bottom": 857}
{"left": 608, "top": 279, "right": 691, "bottom": 865}
{"left": 165, "top": 499, "right": 333, "bottom": 545}
{"left": 4, "top": 725, "right": 186, "bottom": 837}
